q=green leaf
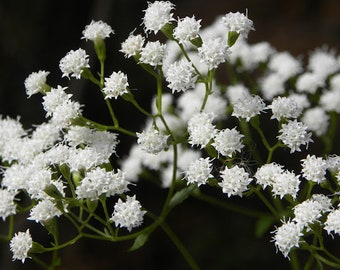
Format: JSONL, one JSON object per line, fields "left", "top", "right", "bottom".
{"left": 190, "top": 35, "right": 203, "bottom": 47}
{"left": 30, "top": 242, "right": 46, "bottom": 254}
{"left": 86, "top": 199, "right": 98, "bottom": 213}
{"left": 128, "top": 233, "right": 149, "bottom": 251}
{"left": 254, "top": 215, "right": 275, "bottom": 238}
{"left": 168, "top": 184, "right": 197, "bottom": 210}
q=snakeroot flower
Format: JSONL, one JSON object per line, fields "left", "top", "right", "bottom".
{"left": 10, "top": 229, "right": 32, "bottom": 263}
{"left": 173, "top": 16, "right": 201, "bottom": 44}
{"left": 232, "top": 95, "right": 266, "bottom": 121}
{"left": 301, "top": 107, "right": 329, "bottom": 136}
{"left": 120, "top": 33, "right": 145, "bottom": 58}
{"left": 269, "top": 96, "right": 302, "bottom": 120}
{"left": 308, "top": 47, "right": 339, "bottom": 79}
{"left": 165, "top": 58, "right": 197, "bottom": 93}
{"left": 142, "top": 1, "right": 175, "bottom": 34}
{"left": 259, "top": 73, "right": 285, "bottom": 100}
{"left": 301, "top": 155, "right": 327, "bottom": 183}
{"left": 271, "top": 170, "right": 300, "bottom": 199}
{"left": 268, "top": 51, "right": 303, "bottom": 80}
{"left": 296, "top": 72, "right": 324, "bottom": 94}
{"left": 136, "top": 129, "right": 169, "bottom": 154}
{"left": 219, "top": 165, "right": 252, "bottom": 197}
{"left": 82, "top": 20, "right": 114, "bottom": 42}
{"left": 198, "top": 37, "right": 230, "bottom": 70}
{"left": 184, "top": 157, "right": 213, "bottom": 187}
{"left": 212, "top": 128, "right": 244, "bottom": 157}
{"left": 324, "top": 208, "right": 340, "bottom": 236}
{"left": 187, "top": 112, "right": 216, "bottom": 148}
{"left": 254, "top": 163, "right": 284, "bottom": 189}
{"left": 110, "top": 195, "right": 146, "bottom": 232}
{"left": 24, "top": 70, "right": 50, "bottom": 97}
{"left": 102, "top": 71, "right": 129, "bottom": 99}
{"left": 278, "top": 120, "right": 313, "bottom": 153}
{"left": 139, "top": 41, "right": 166, "bottom": 66}
{"left": 59, "top": 48, "right": 90, "bottom": 79}
{"left": 0, "top": 189, "right": 17, "bottom": 220}
{"left": 28, "top": 199, "right": 62, "bottom": 223}
{"left": 42, "top": 86, "right": 71, "bottom": 117}
{"left": 225, "top": 84, "right": 251, "bottom": 104}
{"left": 319, "top": 89, "right": 340, "bottom": 113}
{"left": 222, "top": 11, "right": 254, "bottom": 38}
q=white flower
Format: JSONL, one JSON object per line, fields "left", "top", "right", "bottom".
{"left": 184, "top": 157, "right": 213, "bottom": 187}
{"left": 254, "top": 163, "right": 284, "bottom": 189}
{"left": 319, "top": 89, "right": 340, "bottom": 113}
{"left": 278, "top": 120, "right": 313, "bottom": 153}
{"left": 187, "top": 112, "right": 216, "bottom": 148}
{"left": 212, "top": 128, "right": 244, "bottom": 157}
{"left": 82, "top": 20, "right": 114, "bottom": 41}
{"left": 308, "top": 47, "right": 339, "bottom": 79}
{"left": 268, "top": 51, "right": 303, "bottom": 80}
{"left": 67, "top": 147, "right": 108, "bottom": 172}
{"left": 136, "top": 129, "right": 169, "bottom": 154}
{"left": 26, "top": 167, "right": 52, "bottom": 200}
{"left": 0, "top": 189, "right": 17, "bottom": 221}
{"left": 324, "top": 208, "right": 340, "bottom": 236}
{"left": 330, "top": 73, "right": 340, "bottom": 91}
{"left": 59, "top": 48, "right": 90, "bottom": 79}
{"left": 24, "top": 70, "right": 49, "bottom": 97}
{"left": 222, "top": 11, "right": 254, "bottom": 38}
{"left": 142, "top": 1, "right": 175, "bottom": 34}
{"left": 120, "top": 33, "right": 145, "bottom": 58}
{"left": 288, "top": 93, "right": 310, "bottom": 109}
{"left": 198, "top": 37, "right": 230, "bottom": 70}
{"left": 259, "top": 73, "right": 285, "bottom": 100}
{"left": 219, "top": 165, "right": 252, "bottom": 197}
{"left": 165, "top": 58, "right": 197, "bottom": 93}
{"left": 173, "top": 16, "right": 201, "bottom": 43}
{"left": 0, "top": 116, "right": 26, "bottom": 156}
{"left": 10, "top": 229, "right": 32, "bottom": 263}
{"left": 28, "top": 199, "right": 62, "bottom": 223}
{"left": 272, "top": 220, "right": 302, "bottom": 258}
{"left": 42, "top": 85, "right": 71, "bottom": 117}
{"left": 51, "top": 100, "right": 82, "bottom": 128}
{"left": 301, "top": 155, "right": 327, "bottom": 183}
{"left": 296, "top": 72, "right": 325, "bottom": 94}
{"left": 110, "top": 195, "right": 146, "bottom": 232}
{"left": 269, "top": 96, "right": 302, "bottom": 120}
{"left": 139, "top": 41, "right": 166, "bottom": 66}
{"left": 225, "top": 84, "right": 251, "bottom": 104}
{"left": 301, "top": 107, "right": 329, "bottom": 137}
{"left": 102, "top": 71, "right": 129, "bottom": 99}
{"left": 271, "top": 170, "right": 300, "bottom": 199}
{"left": 232, "top": 95, "right": 266, "bottom": 121}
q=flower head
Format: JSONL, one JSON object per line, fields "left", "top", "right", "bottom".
{"left": 222, "top": 11, "right": 254, "bottom": 38}
{"left": 324, "top": 208, "right": 340, "bottom": 236}
{"left": 187, "top": 112, "right": 216, "bottom": 148}
{"left": 268, "top": 51, "right": 303, "bottom": 80}
{"left": 269, "top": 96, "right": 302, "bottom": 120}
{"left": 59, "top": 48, "right": 90, "bottom": 79}
{"left": 219, "top": 165, "right": 252, "bottom": 197}
{"left": 102, "top": 71, "right": 129, "bottom": 99}
{"left": 271, "top": 170, "right": 300, "bottom": 199}
{"left": 301, "top": 107, "right": 329, "bottom": 137}
{"left": 28, "top": 199, "right": 62, "bottom": 223}
{"left": 0, "top": 189, "right": 17, "bottom": 221}
{"left": 301, "top": 155, "right": 327, "bottom": 184}
{"left": 232, "top": 95, "right": 266, "bottom": 121}
{"left": 24, "top": 70, "right": 50, "bottom": 97}
{"left": 139, "top": 41, "right": 166, "bottom": 66}
{"left": 173, "top": 16, "right": 201, "bottom": 43}
{"left": 82, "top": 20, "right": 114, "bottom": 42}
{"left": 136, "top": 128, "right": 169, "bottom": 154}
{"left": 120, "top": 33, "right": 145, "bottom": 58}
{"left": 254, "top": 163, "right": 284, "bottom": 189}
{"left": 198, "top": 37, "right": 230, "bottom": 70}
{"left": 212, "top": 128, "right": 244, "bottom": 157}
{"left": 10, "top": 229, "right": 32, "bottom": 263}
{"left": 184, "top": 157, "right": 213, "bottom": 187}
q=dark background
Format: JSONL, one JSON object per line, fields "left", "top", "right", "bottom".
{"left": 0, "top": 0, "right": 339, "bottom": 269}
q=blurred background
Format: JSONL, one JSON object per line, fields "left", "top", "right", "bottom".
{"left": 0, "top": 0, "right": 339, "bottom": 269}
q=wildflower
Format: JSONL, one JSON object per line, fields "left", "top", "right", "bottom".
{"left": 225, "top": 84, "right": 251, "bottom": 104}
{"left": 296, "top": 72, "right": 324, "bottom": 94}
{"left": 24, "top": 70, "right": 50, "bottom": 97}
{"left": 212, "top": 128, "right": 244, "bottom": 157}
{"left": 330, "top": 73, "right": 340, "bottom": 91}
{"left": 139, "top": 41, "right": 166, "bottom": 66}
{"left": 110, "top": 195, "right": 146, "bottom": 232}
{"left": 268, "top": 51, "right": 302, "bottom": 80}
{"left": 173, "top": 16, "right": 201, "bottom": 44}
{"left": 308, "top": 47, "right": 339, "bottom": 79}
{"left": 59, "top": 48, "right": 90, "bottom": 79}
{"left": 232, "top": 95, "right": 266, "bottom": 121}
{"left": 136, "top": 128, "right": 169, "bottom": 154}
{"left": 165, "top": 58, "right": 197, "bottom": 93}
{"left": 51, "top": 100, "right": 82, "bottom": 128}
{"left": 0, "top": 189, "right": 17, "bottom": 221}
{"left": 324, "top": 208, "right": 340, "bottom": 236}
{"left": 184, "top": 157, "right": 213, "bottom": 187}
{"left": 272, "top": 220, "right": 302, "bottom": 258}
{"left": 120, "top": 33, "right": 145, "bottom": 58}
{"left": 0, "top": 116, "right": 26, "bottom": 155}
{"left": 222, "top": 11, "right": 254, "bottom": 38}
{"left": 271, "top": 170, "right": 300, "bottom": 199}
{"left": 319, "top": 89, "right": 340, "bottom": 113}
{"left": 67, "top": 147, "right": 108, "bottom": 172}
{"left": 301, "top": 155, "right": 327, "bottom": 183}
{"left": 259, "top": 73, "right": 285, "bottom": 100}
{"left": 187, "top": 112, "right": 216, "bottom": 148}
{"left": 198, "top": 37, "right": 230, "bottom": 70}
{"left": 277, "top": 120, "right": 313, "bottom": 153}
{"left": 42, "top": 85, "right": 71, "bottom": 117}
{"left": 219, "top": 165, "right": 252, "bottom": 197}
{"left": 269, "top": 96, "right": 302, "bottom": 120}
{"left": 287, "top": 93, "right": 310, "bottom": 110}
{"left": 254, "top": 163, "right": 284, "bottom": 189}
{"left": 142, "top": 1, "right": 175, "bottom": 34}
{"left": 82, "top": 20, "right": 114, "bottom": 42}
{"left": 28, "top": 199, "right": 62, "bottom": 223}
{"left": 102, "top": 71, "right": 129, "bottom": 99}
{"left": 10, "top": 229, "right": 32, "bottom": 263}
{"left": 26, "top": 167, "right": 53, "bottom": 200}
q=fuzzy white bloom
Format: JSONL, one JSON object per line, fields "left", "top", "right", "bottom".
{"left": 254, "top": 163, "right": 284, "bottom": 189}
{"left": 268, "top": 51, "right": 302, "bottom": 80}
{"left": 139, "top": 41, "right": 166, "bottom": 66}
{"left": 64, "top": 125, "right": 93, "bottom": 146}
{"left": 165, "top": 58, "right": 197, "bottom": 93}
{"left": 301, "top": 155, "right": 327, "bottom": 183}
{"left": 2, "top": 164, "right": 29, "bottom": 191}
{"left": 82, "top": 20, "right": 114, "bottom": 41}
{"left": 24, "top": 70, "right": 50, "bottom": 97}
{"left": 59, "top": 48, "right": 90, "bottom": 79}
{"left": 28, "top": 199, "right": 62, "bottom": 223}
{"left": 173, "top": 16, "right": 201, "bottom": 43}
{"left": 184, "top": 157, "right": 213, "bottom": 187}
{"left": 232, "top": 95, "right": 266, "bottom": 121}
{"left": 288, "top": 92, "right": 311, "bottom": 109}
{"left": 198, "top": 37, "right": 230, "bottom": 70}
{"left": 51, "top": 100, "right": 82, "bottom": 128}
{"left": 42, "top": 86, "right": 71, "bottom": 117}
{"left": 26, "top": 167, "right": 52, "bottom": 200}
{"left": 76, "top": 168, "right": 129, "bottom": 200}
{"left": 271, "top": 170, "right": 300, "bottom": 199}
{"left": 269, "top": 96, "right": 302, "bottom": 120}
{"left": 110, "top": 195, "right": 146, "bottom": 232}
{"left": 219, "top": 165, "right": 252, "bottom": 197}
{"left": 278, "top": 120, "right": 313, "bottom": 153}
{"left": 308, "top": 47, "right": 339, "bottom": 79}
{"left": 0, "top": 189, "right": 17, "bottom": 221}
{"left": 136, "top": 129, "right": 168, "bottom": 154}
{"left": 330, "top": 73, "right": 340, "bottom": 91}
{"left": 102, "top": 71, "right": 129, "bottom": 99}
{"left": 222, "top": 11, "right": 254, "bottom": 38}
{"left": 296, "top": 72, "right": 325, "bottom": 94}
{"left": 259, "top": 73, "right": 285, "bottom": 100}
{"left": 319, "top": 89, "right": 340, "bottom": 113}
{"left": 272, "top": 220, "right": 302, "bottom": 258}
{"left": 302, "top": 107, "right": 329, "bottom": 137}
{"left": 324, "top": 208, "right": 340, "bottom": 236}
{"left": 10, "top": 229, "right": 32, "bottom": 263}
{"left": 142, "top": 1, "right": 175, "bottom": 34}
{"left": 326, "top": 155, "right": 340, "bottom": 174}
{"left": 187, "top": 112, "right": 216, "bottom": 148}
{"left": 120, "top": 33, "right": 145, "bottom": 58}
{"left": 225, "top": 84, "right": 251, "bottom": 104}
{"left": 67, "top": 147, "right": 108, "bottom": 172}
{"left": 31, "top": 121, "right": 61, "bottom": 150}
{"left": 212, "top": 128, "right": 244, "bottom": 157}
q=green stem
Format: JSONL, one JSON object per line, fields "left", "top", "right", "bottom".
{"left": 251, "top": 186, "right": 281, "bottom": 219}
{"left": 200, "top": 70, "right": 214, "bottom": 112}
{"left": 105, "top": 98, "right": 119, "bottom": 127}
{"left": 290, "top": 249, "right": 301, "bottom": 270}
